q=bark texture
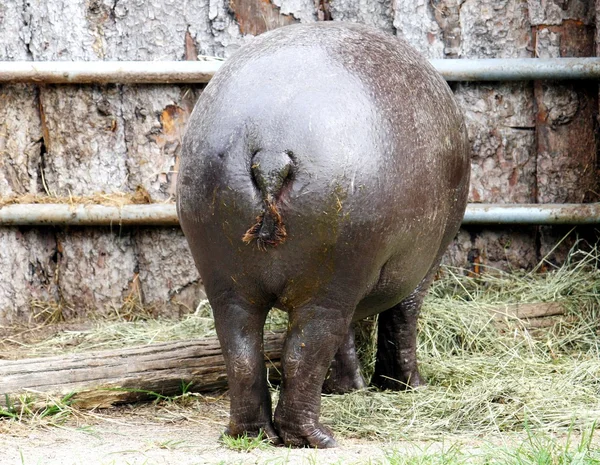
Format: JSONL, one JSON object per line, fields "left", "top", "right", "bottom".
{"left": 0, "top": 85, "right": 43, "bottom": 196}
{"left": 134, "top": 228, "right": 204, "bottom": 317}
{"left": 532, "top": 1, "right": 598, "bottom": 263}
{"left": 0, "top": 228, "right": 59, "bottom": 324}
{"left": 0, "top": 0, "right": 597, "bottom": 322}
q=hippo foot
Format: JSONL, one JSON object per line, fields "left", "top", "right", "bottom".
{"left": 276, "top": 423, "right": 337, "bottom": 448}
{"left": 274, "top": 414, "right": 337, "bottom": 448}
{"left": 371, "top": 369, "right": 426, "bottom": 391}
{"left": 224, "top": 421, "right": 282, "bottom": 445}
{"left": 322, "top": 369, "right": 367, "bottom": 394}
{"left": 322, "top": 326, "right": 367, "bottom": 395}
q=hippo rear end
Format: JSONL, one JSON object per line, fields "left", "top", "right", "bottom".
{"left": 177, "top": 22, "right": 470, "bottom": 448}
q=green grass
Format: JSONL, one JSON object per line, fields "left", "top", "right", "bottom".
{"left": 0, "top": 391, "right": 76, "bottom": 425}
{"left": 221, "top": 431, "right": 272, "bottom": 452}
{"left": 378, "top": 423, "right": 600, "bottom": 465}
{"left": 318, "top": 244, "right": 600, "bottom": 442}
{"left": 217, "top": 423, "right": 600, "bottom": 464}
{"left": 493, "top": 423, "right": 600, "bottom": 465}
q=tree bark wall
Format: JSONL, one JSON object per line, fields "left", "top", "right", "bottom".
{"left": 0, "top": 0, "right": 597, "bottom": 323}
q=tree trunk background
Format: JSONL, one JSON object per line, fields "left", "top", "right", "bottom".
{"left": 0, "top": 0, "right": 598, "bottom": 323}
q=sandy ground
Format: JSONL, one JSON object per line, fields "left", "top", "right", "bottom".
{"left": 0, "top": 325, "right": 404, "bottom": 465}
{"left": 0, "top": 399, "right": 409, "bottom": 465}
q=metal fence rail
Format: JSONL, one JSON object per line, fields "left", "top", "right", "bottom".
{"left": 1, "top": 57, "right": 599, "bottom": 226}
{"left": 2, "top": 58, "right": 600, "bottom": 84}
{"left": 0, "top": 203, "right": 597, "bottom": 226}
{"left": 0, "top": 60, "right": 222, "bottom": 84}
{"left": 431, "top": 57, "right": 600, "bottom": 81}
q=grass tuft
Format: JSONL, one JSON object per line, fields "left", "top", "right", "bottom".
{"left": 490, "top": 422, "right": 600, "bottom": 465}
{"left": 378, "top": 423, "right": 600, "bottom": 464}
{"left": 0, "top": 392, "right": 76, "bottom": 429}
{"left": 221, "top": 431, "right": 272, "bottom": 452}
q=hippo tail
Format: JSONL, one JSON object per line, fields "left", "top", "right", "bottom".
{"left": 242, "top": 150, "right": 294, "bottom": 251}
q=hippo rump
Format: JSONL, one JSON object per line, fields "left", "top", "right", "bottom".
{"left": 177, "top": 22, "right": 470, "bottom": 448}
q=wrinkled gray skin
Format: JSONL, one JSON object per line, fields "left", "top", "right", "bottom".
{"left": 177, "top": 22, "right": 470, "bottom": 448}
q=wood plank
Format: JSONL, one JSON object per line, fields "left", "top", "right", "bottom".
{"left": 489, "top": 302, "right": 570, "bottom": 330}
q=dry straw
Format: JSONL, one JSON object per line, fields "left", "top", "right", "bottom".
{"left": 8, "top": 242, "right": 600, "bottom": 442}
{"left": 323, "top": 244, "right": 600, "bottom": 440}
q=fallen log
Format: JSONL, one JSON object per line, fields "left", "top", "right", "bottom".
{"left": 489, "top": 302, "right": 571, "bottom": 329}
{"left": 0, "top": 331, "right": 285, "bottom": 409}
{"left": 0, "top": 302, "right": 568, "bottom": 410}
{"left": 490, "top": 302, "right": 565, "bottom": 319}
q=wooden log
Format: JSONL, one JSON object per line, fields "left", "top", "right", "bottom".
{"left": 532, "top": 6, "right": 598, "bottom": 264}
{"left": 490, "top": 302, "right": 566, "bottom": 319}
{"left": 0, "top": 302, "right": 566, "bottom": 410}
{"left": 0, "top": 331, "right": 285, "bottom": 409}
{"left": 489, "top": 302, "right": 569, "bottom": 329}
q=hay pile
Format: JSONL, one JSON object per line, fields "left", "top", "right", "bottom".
{"left": 12, "top": 244, "right": 600, "bottom": 442}
{"left": 0, "top": 188, "right": 154, "bottom": 208}
{"left": 324, "top": 245, "right": 600, "bottom": 440}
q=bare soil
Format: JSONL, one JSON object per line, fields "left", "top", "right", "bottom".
{"left": 0, "top": 398, "right": 402, "bottom": 465}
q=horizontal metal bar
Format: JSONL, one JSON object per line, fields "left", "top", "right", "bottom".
{"left": 462, "top": 203, "right": 600, "bottom": 225}
{"left": 0, "top": 60, "right": 222, "bottom": 84}
{"left": 1, "top": 58, "right": 600, "bottom": 84}
{"left": 0, "top": 204, "right": 179, "bottom": 226}
{"left": 0, "top": 203, "right": 598, "bottom": 226}
{"left": 431, "top": 57, "right": 600, "bottom": 81}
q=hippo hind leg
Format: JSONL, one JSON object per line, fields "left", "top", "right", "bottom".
{"left": 322, "top": 324, "right": 367, "bottom": 394}
{"left": 274, "top": 302, "right": 353, "bottom": 448}
{"left": 371, "top": 258, "right": 442, "bottom": 391}
{"left": 210, "top": 294, "right": 280, "bottom": 443}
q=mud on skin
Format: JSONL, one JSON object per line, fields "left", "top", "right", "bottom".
{"left": 177, "top": 22, "right": 470, "bottom": 448}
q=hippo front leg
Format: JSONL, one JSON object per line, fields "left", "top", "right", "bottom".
{"left": 274, "top": 305, "right": 352, "bottom": 448}
{"left": 211, "top": 295, "right": 280, "bottom": 443}
{"left": 371, "top": 293, "right": 425, "bottom": 390}
{"left": 322, "top": 324, "right": 367, "bottom": 394}
{"left": 371, "top": 260, "right": 441, "bottom": 390}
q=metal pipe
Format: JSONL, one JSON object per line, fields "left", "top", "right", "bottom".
{"left": 0, "top": 203, "right": 598, "bottom": 226}
{"left": 2, "top": 58, "right": 600, "bottom": 84}
{"left": 0, "top": 204, "right": 179, "bottom": 226}
{"left": 0, "top": 60, "right": 223, "bottom": 84}
{"left": 462, "top": 203, "right": 600, "bottom": 225}
{"left": 431, "top": 57, "right": 600, "bottom": 81}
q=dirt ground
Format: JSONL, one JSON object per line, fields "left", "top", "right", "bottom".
{"left": 1, "top": 323, "right": 393, "bottom": 465}
{"left": 0, "top": 399, "right": 408, "bottom": 465}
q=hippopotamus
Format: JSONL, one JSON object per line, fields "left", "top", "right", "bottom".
{"left": 177, "top": 22, "right": 470, "bottom": 448}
